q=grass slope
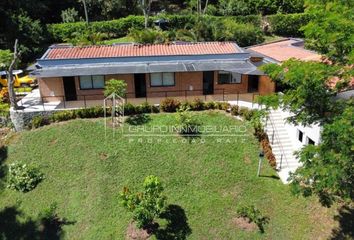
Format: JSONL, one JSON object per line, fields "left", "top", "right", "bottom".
{"left": 0, "top": 111, "right": 334, "bottom": 239}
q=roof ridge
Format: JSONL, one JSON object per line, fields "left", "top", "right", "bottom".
{"left": 49, "top": 41, "right": 236, "bottom": 49}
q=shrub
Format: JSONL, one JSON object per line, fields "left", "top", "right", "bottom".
{"left": 213, "top": 19, "right": 264, "bottom": 47}
{"left": 234, "top": 15, "right": 262, "bottom": 26}
{"left": 267, "top": 13, "right": 313, "bottom": 37}
{"left": 216, "top": 102, "right": 231, "bottom": 111}
{"left": 176, "top": 106, "right": 201, "bottom": 135}
{"left": 104, "top": 79, "right": 127, "bottom": 97}
{"left": 7, "top": 162, "right": 44, "bottom": 192}
{"left": 119, "top": 175, "right": 167, "bottom": 229}
{"left": 261, "top": 138, "right": 277, "bottom": 168}
{"left": 75, "top": 106, "right": 104, "bottom": 118}
{"left": 180, "top": 101, "right": 192, "bottom": 110}
{"left": 230, "top": 105, "right": 239, "bottom": 116}
{"left": 239, "top": 107, "right": 256, "bottom": 120}
{"left": 236, "top": 204, "right": 269, "bottom": 233}
{"left": 129, "top": 28, "right": 170, "bottom": 44}
{"left": 47, "top": 14, "right": 266, "bottom": 45}
{"left": 0, "top": 88, "right": 9, "bottom": 103}
{"left": 123, "top": 103, "right": 136, "bottom": 115}
{"left": 160, "top": 98, "right": 180, "bottom": 112}
{"left": 134, "top": 102, "right": 151, "bottom": 114}
{"left": 50, "top": 110, "right": 76, "bottom": 122}
{"left": 204, "top": 101, "right": 217, "bottom": 110}
{"left": 190, "top": 98, "right": 204, "bottom": 111}
{"left": 31, "top": 116, "right": 49, "bottom": 129}
{"left": 47, "top": 15, "right": 146, "bottom": 42}
{"left": 151, "top": 104, "right": 160, "bottom": 113}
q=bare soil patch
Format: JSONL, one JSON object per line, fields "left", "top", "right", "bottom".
{"left": 232, "top": 217, "right": 257, "bottom": 232}
{"left": 99, "top": 152, "right": 108, "bottom": 160}
{"left": 126, "top": 222, "right": 152, "bottom": 240}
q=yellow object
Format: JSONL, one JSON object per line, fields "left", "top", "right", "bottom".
{"left": 0, "top": 70, "right": 36, "bottom": 87}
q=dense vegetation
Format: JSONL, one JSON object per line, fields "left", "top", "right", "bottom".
{"left": 0, "top": 0, "right": 306, "bottom": 67}
{"left": 0, "top": 112, "right": 337, "bottom": 239}
{"left": 260, "top": 0, "right": 354, "bottom": 207}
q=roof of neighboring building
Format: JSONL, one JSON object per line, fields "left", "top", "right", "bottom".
{"left": 247, "top": 39, "right": 322, "bottom": 62}
{"left": 43, "top": 42, "right": 242, "bottom": 60}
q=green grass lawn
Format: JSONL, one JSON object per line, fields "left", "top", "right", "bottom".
{"left": 0, "top": 111, "right": 335, "bottom": 239}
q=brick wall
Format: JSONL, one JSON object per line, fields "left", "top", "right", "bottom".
{"left": 76, "top": 74, "right": 134, "bottom": 100}
{"left": 39, "top": 72, "right": 275, "bottom": 102}
{"left": 39, "top": 77, "right": 64, "bottom": 102}
{"left": 146, "top": 72, "right": 204, "bottom": 97}
{"left": 214, "top": 72, "right": 249, "bottom": 94}
{"left": 258, "top": 75, "right": 275, "bottom": 95}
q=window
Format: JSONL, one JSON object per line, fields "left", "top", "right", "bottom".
{"left": 150, "top": 72, "right": 175, "bottom": 87}
{"left": 218, "top": 71, "right": 242, "bottom": 84}
{"left": 298, "top": 130, "right": 303, "bottom": 142}
{"left": 79, "top": 75, "right": 105, "bottom": 89}
{"left": 307, "top": 137, "right": 315, "bottom": 145}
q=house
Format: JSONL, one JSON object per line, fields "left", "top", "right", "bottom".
{"left": 32, "top": 42, "right": 275, "bottom": 104}
{"left": 247, "top": 39, "right": 334, "bottom": 182}
{"left": 246, "top": 38, "right": 322, "bottom": 63}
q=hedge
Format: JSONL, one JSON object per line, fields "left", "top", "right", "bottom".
{"left": 266, "top": 13, "right": 313, "bottom": 37}
{"left": 47, "top": 13, "right": 310, "bottom": 43}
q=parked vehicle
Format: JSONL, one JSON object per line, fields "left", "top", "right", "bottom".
{"left": 0, "top": 70, "right": 37, "bottom": 87}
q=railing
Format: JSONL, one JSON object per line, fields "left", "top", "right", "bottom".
{"left": 17, "top": 88, "right": 261, "bottom": 111}
{"left": 265, "top": 115, "right": 290, "bottom": 170}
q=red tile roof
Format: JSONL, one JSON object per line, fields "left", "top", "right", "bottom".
{"left": 248, "top": 39, "right": 321, "bottom": 62}
{"left": 45, "top": 42, "right": 240, "bottom": 59}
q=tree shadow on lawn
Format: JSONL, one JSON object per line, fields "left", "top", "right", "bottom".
{"left": 155, "top": 204, "right": 192, "bottom": 240}
{"left": 125, "top": 114, "right": 151, "bottom": 125}
{"left": 0, "top": 145, "right": 8, "bottom": 191}
{"left": 0, "top": 205, "right": 76, "bottom": 240}
{"left": 330, "top": 205, "right": 354, "bottom": 239}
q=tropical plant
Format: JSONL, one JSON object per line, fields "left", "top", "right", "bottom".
{"left": 119, "top": 175, "right": 167, "bottom": 229}
{"left": 128, "top": 28, "right": 170, "bottom": 44}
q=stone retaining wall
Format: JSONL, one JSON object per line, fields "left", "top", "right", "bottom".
{"left": 10, "top": 109, "right": 55, "bottom": 131}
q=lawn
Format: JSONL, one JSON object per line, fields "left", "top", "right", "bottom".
{"left": 0, "top": 111, "right": 336, "bottom": 239}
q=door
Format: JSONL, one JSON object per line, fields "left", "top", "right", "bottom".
{"left": 134, "top": 74, "right": 146, "bottom": 98}
{"left": 203, "top": 71, "right": 214, "bottom": 95}
{"left": 248, "top": 75, "right": 259, "bottom": 93}
{"left": 63, "top": 77, "right": 77, "bottom": 101}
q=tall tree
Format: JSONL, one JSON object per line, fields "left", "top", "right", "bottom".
{"left": 260, "top": 0, "right": 354, "bottom": 206}
{"left": 6, "top": 40, "right": 20, "bottom": 110}
{"left": 302, "top": 0, "right": 354, "bottom": 64}
{"left": 140, "top": 0, "right": 152, "bottom": 28}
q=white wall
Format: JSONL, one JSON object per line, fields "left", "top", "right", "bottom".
{"left": 281, "top": 110, "right": 321, "bottom": 151}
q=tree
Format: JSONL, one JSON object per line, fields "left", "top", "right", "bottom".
{"left": 61, "top": 8, "right": 81, "bottom": 23}
{"left": 0, "top": 50, "right": 12, "bottom": 69}
{"left": 104, "top": 79, "right": 127, "bottom": 97}
{"left": 119, "top": 175, "right": 167, "bottom": 229}
{"left": 302, "top": 0, "right": 354, "bottom": 64}
{"left": 260, "top": 60, "right": 344, "bottom": 126}
{"left": 259, "top": 0, "right": 353, "bottom": 206}
{"left": 1, "top": 11, "right": 45, "bottom": 67}
{"left": 290, "top": 100, "right": 354, "bottom": 206}
{"left": 140, "top": 0, "right": 152, "bottom": 29}
{"left": 6, "top": 40, "right": 20, "bottom": 110}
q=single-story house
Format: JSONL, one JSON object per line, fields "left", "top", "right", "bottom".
{"left": 246, "top": 38, "right": 322, "bottom": 63}
{"left": 32, "top": 42, "right": 275, "bottom": 102}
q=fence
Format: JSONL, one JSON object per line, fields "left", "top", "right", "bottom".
{"left": 18, "top": 88, "right": 261, "bottom": 111}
